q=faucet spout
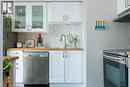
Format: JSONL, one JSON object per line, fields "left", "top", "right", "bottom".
{"left": 60, "top": 34, "right": 67, "bottom": 48}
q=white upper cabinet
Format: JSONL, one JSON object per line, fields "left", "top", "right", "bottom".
{"left": 47, "top": 2, "right": 81, "bottom": 24}
{"left": 117, "top": 0, "right": 130, "bottom": 15}
{"left": 13, "top": 2, "right": 47, "bottom": 32}
{"left": 117, "top": 0, "right": 126, "bottom": 14}
{"left": 127, "top": 0, "right": 130, "bottom": 8}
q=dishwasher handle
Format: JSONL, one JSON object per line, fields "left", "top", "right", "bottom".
{"left": 23, "top": 51, "right": 49, "bottom": 54}
{"left": 23, "top": 54, "right": 49, "bottom": 58}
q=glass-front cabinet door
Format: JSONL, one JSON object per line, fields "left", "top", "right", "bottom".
{"left": 32, "top": 6, "right": 43, "bottom": 28}
{"left": 15, "top": 6, "right": 26, "bottom": 29}
{"left": 13, "top": 2, "right": 28, "bottom": 32}
{"left": 31, "top": 3, "right": 47, "bottom": 32}
{"left": 13, "top": 2, "right": 47, "bottom": 32}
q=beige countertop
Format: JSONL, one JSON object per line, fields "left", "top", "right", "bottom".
{"left": 7, "top": 48, "right": 83, "bottom": 51}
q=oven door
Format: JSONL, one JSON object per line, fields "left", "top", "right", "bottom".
{"left": 103, "top": 55, "right": 128, "bottom": 87}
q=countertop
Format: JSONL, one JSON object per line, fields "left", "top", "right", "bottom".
{"left": 7, "top": 48, "right": 83, "bottom": 51}
{"left": 4, "top": 56, "right": 19, "bottom": 61}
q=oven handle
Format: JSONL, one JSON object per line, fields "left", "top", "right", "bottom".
{"left": 126, "top": 58, "right": 130, "bottom": 68}
{"left": 125, "top": 57, "right": 130, "bottom": 87}
{"left": 103, "top": 55, "right": 125, "bottom": 61}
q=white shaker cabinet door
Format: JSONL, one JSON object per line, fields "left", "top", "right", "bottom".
{"left": 64, "top": 2, "right": 81, "bottom": 23}
{"left": 117, "top": 0, "right": 126, "bottom": 14}
{"left": 65, "top": 51, "right": 82, "bottom": 83}
{"left": 47, "top": 2, "right": 65, "bottom": 23}
{"left": 49, "top": 51, "right": 65, "bottom": 83}
{"left": 47, "top": 2, "right": 81, "bottom": 24}
{"left": 15, "top": 56, "right": 23, "bottom": 83}
{"left": 7, "top": 51, "right": 23, "bottom": 86}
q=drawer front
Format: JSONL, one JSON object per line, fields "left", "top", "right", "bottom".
{"left": 7, "top": 51, "right": 22, "bottom": 56}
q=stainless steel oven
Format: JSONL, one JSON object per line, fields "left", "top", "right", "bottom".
{"left": 103, "top": 50, "right": 128, "bottom": 87}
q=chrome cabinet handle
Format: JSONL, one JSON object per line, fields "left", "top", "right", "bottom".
{"left": 26, "top": 25, "right": 29, "bottom": 31}
{"left": 28, "top": 25, "right": 32, "bottom": 31}
{"left": 16, "top": 63, "right": 19, "bottom": 65}
{"left": 15, "top": 52, "right": 18, "bottom": 54}
{"left": 63, "top": 15, "right": 65, "bottom": 21}
{"left": 63, "top": 51, "right": 67, "bottom": 58}
{"left": 65, "top": 51, "right": 67, "bottom": 58}
{"left": 16, "top": 68, "right": 19, "bottom": 69}
{"left": 66, "top": 15, "right": 69, "bottom": 21}
{"left": 63, "top": 51, "right": 65, "bottom": 58}
{"left": 63, "top": 15, "right": 68, "bottom": 21}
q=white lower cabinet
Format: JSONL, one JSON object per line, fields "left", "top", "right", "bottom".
{"left": 7, "top": 50, "right": 83, "bottom": 87}
{"left": 49, "top": 51, "right": 82, "bottom": 85}
{"left": 7, "top": 51, "right": 24, "bottom": 87}
{"left": 65, "top": 51, "right": 82, "bottom": 83}
{"left": 49, "top": 51, "right": 64, "bottom": 83}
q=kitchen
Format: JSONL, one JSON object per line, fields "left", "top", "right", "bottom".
{"left": 1, "top": 0, "right": 130, "bottom": 87}
{"left": 2, "top": 0, "right": 86, "bottom": 87}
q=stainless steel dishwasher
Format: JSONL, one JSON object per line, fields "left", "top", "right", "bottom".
{"left": 23, "top": 51, "right": 49, "bottom": 87}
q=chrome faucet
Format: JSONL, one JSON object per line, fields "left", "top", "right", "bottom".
{"left": 60, "top": 34, "right": 68, "bottom": 48}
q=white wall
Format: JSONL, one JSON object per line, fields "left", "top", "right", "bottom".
{"left": 85, "top": 0, "right": 130, "bottom": 87}
{"left": 0, "top": 0, "right": 3, "bottom": 86}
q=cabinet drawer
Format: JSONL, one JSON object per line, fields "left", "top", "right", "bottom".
{"left": 7, "top": 51, "right": 22, "bottom": 56}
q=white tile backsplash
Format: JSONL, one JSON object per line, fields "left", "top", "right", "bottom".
{"left": 18, "top": 24, "right": 83, "bottom": 48}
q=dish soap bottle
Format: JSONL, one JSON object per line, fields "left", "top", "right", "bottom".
{"left": 37, "top": 33, "right": 43, "bottom": 47}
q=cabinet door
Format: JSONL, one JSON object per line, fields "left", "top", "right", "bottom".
{"left": 64, "top": 2, "right": 81, "bottom": 22}
{"left": 13, "top": 2, "right": 28, "bottom": 32}
{"left": 47, "top": 2, "right": 65, "bottom": 23}
{"left": 117, "top": 0, "right": 127, "bottom": 14}
{"left": 16, "top": 56, "right": 23, "bottom": 83}
{"left": 127, "top": 0, "right": 130, "bottom": 8}
{"left": 49, "top": 51, "right": 64, "bottom": 83}
{"left": 14, "top": 2, "right": 47, "bottom": 32}
{"left": 47, "top": 2, "right": 81, "bottom": 24}
{"left": 30, "top": 2, "right": 47, "bottom": 32}
{"left": 65, "top": 51, "right": 82, "bottom": 83}
{"left": 7, "top": 51, "right": 23, "bottom": 86}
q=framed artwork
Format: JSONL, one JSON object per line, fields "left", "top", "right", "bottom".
{"left": 25, "top": 39, "right": 35, "bottom": 48}
{"left": 95, "top": 20, "right": 107, "bottom": 30}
